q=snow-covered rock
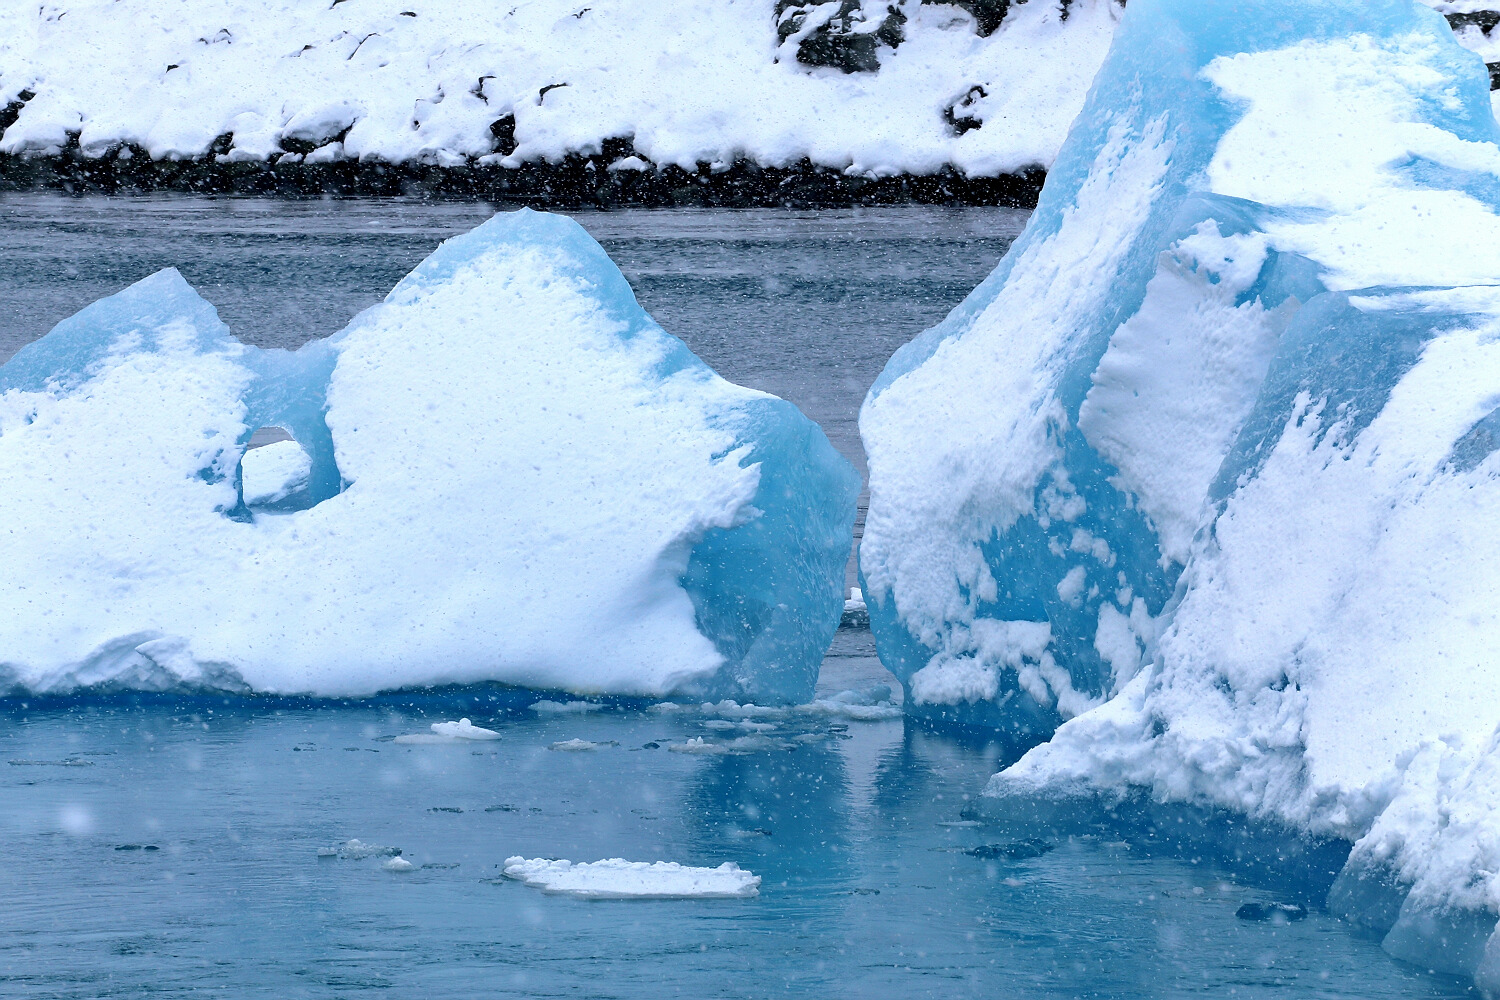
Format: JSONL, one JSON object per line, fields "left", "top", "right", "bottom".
{"left": 0, "top": 208, "right": 858, "bottom": 702}
{"left": 872, "top": 0, "right": 1500, "bottom": 989}
{"left": 0, "top": 0, "right": 1122, "bottom": 180}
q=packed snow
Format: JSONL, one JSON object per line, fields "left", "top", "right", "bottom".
{"left": 837, "top": 0, "right": 1500, "bottom": 990}
{"left": 502, "top": 857, "right": 761, "bottom": 899}
{"left": 0, "top": 0, "right": 1121, "bottom": 178}
{"left": 0, "top": 208, "right": 857, "bottom": 702}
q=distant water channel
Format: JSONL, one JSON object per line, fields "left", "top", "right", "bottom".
{"left": 0, "top": 195, "right": 1474, "bottom": 998}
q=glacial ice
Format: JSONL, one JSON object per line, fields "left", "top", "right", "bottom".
{"left": 858, "top": 0, "right": 1500, "bottom": 990}
{"left": 0, "top": 208, "right": 858, "bottom": 703}
{"left": 502, "top": 857, "right": 761, "bottom": 899}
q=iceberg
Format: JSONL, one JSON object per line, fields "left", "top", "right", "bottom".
{"left": 0, "top": 209, "right": 858, "bottom": 704}
{"left": 854, "top": 0, "right": 1500, "bottom": 989}
{"left": 860, "top": 0, "right": 1500, "bottom": 730}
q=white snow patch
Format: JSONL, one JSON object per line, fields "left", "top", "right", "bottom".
{"left": 502, "top": 856, "right": 759, "bottom": 899}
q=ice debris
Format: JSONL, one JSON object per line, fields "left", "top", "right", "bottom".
{"left": 383, "top": 857, "right": 417, "bottom": 873}
{"left": 318, "top": 839, "right": 401, "bottom": 860}
{"left": 646, "top": 687, "right": 901, "bottom": 724}
{"left": 0, "top": 209, "right": 857, "bottom": 704}
{"left": 871, "top": 0, "right": 1500, "bottom": 992}
{"left": 549, "top": 739, "right": 609, "bottom": 752}
{"left": 239, "top": 438, "right": 311, "bottom": 507}
{"left": 394, "top": 718, "right": 501, "bottom": 744}
{"left": 429, "top": 719, "right": 500, "bottom": 740}
{"left": 501, "top": 857, "right": 760, "bottom": 899}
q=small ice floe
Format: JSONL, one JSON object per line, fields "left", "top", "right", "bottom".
{"left": 804, "top": 687, "right": 901, "bottom": 721}
{"left": 549, "top": 738, "right": 610, "bottom": 752}
{"left": 502, "top": 857, "right": 760, "bottom": 899}
{"left": 654, "top": 688, "right": 900, "bottom": 725}
{"left": 394, "top": 718, "right": 500, "bottom": 744}
{"left": 667, "top": 735, "right": 781, "bottom": 756}
{"left": 318, "top": 839, "right": 402, "bottom": 860}
{"left": 530, "top": 700, "right": 603, "bottom": 714}
{"left": 701, "top": 719, "right": 737, "bottom": 731}
{"left": 383, "top": 857, "right": 417, "bottom": 872}
{"left": 840, "top": 587, "right": 870, "bottom": 629}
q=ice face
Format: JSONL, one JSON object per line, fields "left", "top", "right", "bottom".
{"left": 860, "top": 0, "right": 1500, "bottom": 728}
{"left": 863, "top": 0, "right": 1500, "bottom": 989}
{"left": 0, "top": 209, "right": 858, "bottom": 703}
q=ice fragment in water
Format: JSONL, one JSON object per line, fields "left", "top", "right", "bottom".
{"left": 320, "top": 839, "right": 401, "bottom": 860}
{"left": 549, "top": 739, "right": 605, "bottom": 752}
{"left": 240, "top": 438, "right": 311, "bottom": 507}
{"left": 501, "top": 857, "right": 760, "bottom": 899}
{"left": 383, "top": 857, "right": 416, "bottom": 872}
{"left": 428, "top": 719, "right": 500, "bottom": 740}
{"left": 0, "top": 209, "right": 857, "bottom": 703}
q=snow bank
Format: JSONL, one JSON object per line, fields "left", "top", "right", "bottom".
{"left": 854, "top": 0, "right": 1500, "bottom": 988}
{"left": 0, "top": 208, "right": 858, "bottom": 703}
{"left": 0, "top": 0, "right": 1121, "bottom": 178}
{"left": 502, "top": 857, "right": 760, "bottom": 898}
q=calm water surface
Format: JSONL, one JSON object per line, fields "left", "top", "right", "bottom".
{"left": 0, "top": 195, "right": 1475, "bottom": 998}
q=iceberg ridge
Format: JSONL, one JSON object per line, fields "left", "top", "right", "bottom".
{"left": 862, "top": 0, "right": 1500, "bottom": 988}
{"left": 0, "top": 208, "right": 859, "bottom": 704}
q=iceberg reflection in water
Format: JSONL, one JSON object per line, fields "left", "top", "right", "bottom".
{"left": 0, "top": 636, "right": 1474, "bottom": 999}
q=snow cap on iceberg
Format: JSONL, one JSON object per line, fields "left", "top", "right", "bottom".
{"left": 0, "top": 209, "right": 858, "bottom": 703}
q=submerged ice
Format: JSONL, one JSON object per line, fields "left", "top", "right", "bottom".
{"left": 857, "top": 0, "right": 1500, "bottom": 990}
{"left": 0, "top": 209, "right": 858, "bottom": 703}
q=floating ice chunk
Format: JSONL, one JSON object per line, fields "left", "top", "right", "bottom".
{"left": 502, "top": 857, "right": 760, "bottom": 899}
{"left": 320, "top": 839, "right": 401, "bottom": 860}
{"left": 383, "top": 856, "right": 416, "bottom": 872}
{"left": 805, "top": 687, "right": 902, "bottom": 721}
{"left": 240, "top": 438, "right": 311, "bottom": 506}
{"left": 667, "top": 735, "right": 782, "bottom": 756}
{"left": 529, "top": 701, "right": 604, "bottom": 715}
{"left": 549, "top": 739, "right": 606, "bottom": 752}
{"left": 0, "top": 209, "right": 857, "bottom": 703}
{"left": 429, "top": 719, "right": 500, "bottom": 741}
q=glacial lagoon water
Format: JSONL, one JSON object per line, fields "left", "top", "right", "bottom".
{"left": 0, "top": 195, "right": 1477, "bottom": 998}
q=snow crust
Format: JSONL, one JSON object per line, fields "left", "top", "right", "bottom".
{"left": 502, "top": 857, "right": 760, "bottom": 899}
{"left": 0, "top": 0, "right": 1120, "bottom": 177}
{"left": 0, "top": 208, "right": 857, "bottom": 703}
{"left": 844, "top": 0, "right": 1500, "bottom": 989}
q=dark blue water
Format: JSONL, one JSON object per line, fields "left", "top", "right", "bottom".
{"left": 0, "top": 195, "right": 1476, "bottom": 998}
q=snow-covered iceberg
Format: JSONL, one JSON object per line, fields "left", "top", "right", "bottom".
{"left": 861, "top": 0, "right": 1500, "bottom": 730}
{"left": 848, "top": 0, "right": 1500, "bottom": 988}
{"left": 0, "top": 208, "right": 859, "bottom": 703}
